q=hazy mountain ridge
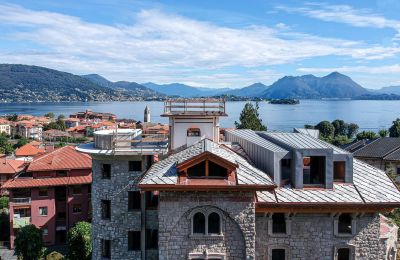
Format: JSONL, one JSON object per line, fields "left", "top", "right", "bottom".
{"left": 142, "top": 82, "right": 229, "bottom": 97}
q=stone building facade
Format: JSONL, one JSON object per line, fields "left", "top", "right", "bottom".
{"left": 77, "top": 99, "right": 400, "bottom": 260}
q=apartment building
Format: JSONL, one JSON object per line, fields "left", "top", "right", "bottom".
{"left": 78, "top": 99, "right": 400, "bottom": 260}
{"left": 4, "top": 146, "right": 92, "bottom": 248}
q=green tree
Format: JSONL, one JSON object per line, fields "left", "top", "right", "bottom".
{"left": 0, "top": 196, "right": 9, "bottom": 209}
{"left": 346, "top": 123, "right": 359, "bottom": 138}
{"left": 0, "top": 210, "right": 10, "bottom": 241}
{"left": 304, "top": 124, "right": 314, "bottom": 129}
{"left": 356, "top": 131, "right": 378, "bottom": 140}
{"left": 314, "top": 121, "right": 335, "bottom": 139}
{"left": 44, "top": 112, "right": 55, "bottom": 119}
{"left": 14, "top": 225, "right": 43, "bottom": 260}
{"left": 43, "top": 120, "right": 66, "bottom": 131}
{"left": 6, "top": 114, "right": 18, "bottom": 122}
{"left": 379, "top": 129, "right": 389, "bottom": 137}
{"left": 0, "top": 134, "right": 14, "bottom": 154}
{"left": 14, "top": 138, "right": 29, "bottom": 149}
{"left": 332, "top": 119, "right": 348, "bottom": 136}
{"left": 67, "top": 222, "right": 92, "bottom": 260}
{"left": 57, "top": 114, "right": 66, "bottom": 121}
{"left": 235, "top": 102, "right": 267, "bottom": 131}
{"left": 389, "top": 118, "right": 400, "bottom": 137}
{"left": 331, "top": 135, "right": 351, "bottom": 146}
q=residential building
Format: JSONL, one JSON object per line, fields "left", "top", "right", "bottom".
{"left": 350, "top": 137, "right": 400, "bottom": 177}
{"left": 3, "top": 146, "right": 92, "bottom": 248}
{"left": 0, "top": 119, "right": 11, "bottom": 136}
{"left": 63, "top": 118, "right": 80, "bottom": 129}
{"left": 77, "top": 99, "right": 400, "bottom": 260}
{"left": 14, "top": 122, "right": 43, "bottom": 140}
{"left": 70, "top": 110, "right": 117, "bottom": 121}
{"left": 14, "top": 142, "right": 52, "bottom": 161}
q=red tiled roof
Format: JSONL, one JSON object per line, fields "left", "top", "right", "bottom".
{"left": 27, "top": 146, "right": 91, "bottom": 172}
{"left": 2, "top": 174, "right": 92, "bottom": 189}
{"left": 0, "top": 159, "right": 26, "bottom": 175}
{"left": 15, "top": 143, "right": 45, "bottom": 157}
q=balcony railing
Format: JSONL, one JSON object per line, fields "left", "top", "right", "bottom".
{"left": 11, "top": 197, "right": 31, "bottom": 204}
{"left": 163, "top": 98, "right": 226, "bottom": 115}
{"left": 13, "top": 217, "right": 31, "bottom": 228}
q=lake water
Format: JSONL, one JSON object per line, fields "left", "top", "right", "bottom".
{"left": 0, "top": 100, "right": 399, "bottom": 131}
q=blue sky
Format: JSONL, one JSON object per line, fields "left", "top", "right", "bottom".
{"left": 1, "top": 0, "right": 400, "bottom": 89}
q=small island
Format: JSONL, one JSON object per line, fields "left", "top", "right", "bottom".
{"left": 269, "top": 99, "right": 300, "bottom": 104}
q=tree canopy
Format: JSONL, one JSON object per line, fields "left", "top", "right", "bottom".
{"left": 356, "top": 130, "right": 378, "bottom": 141}
{"left": 0, "top": 134, "right": 14, "bottom": 154}
{"left": 235, "top": 102, "right": 267, "bottom": 131}
{"left": 389, "top": 118, "right": 400, "bottom": 137}
{"left": 67, "top": 221, "right": 92, "bottom": 260}
{"left": 14, "top": 225, "right": 43, "bottom": 260}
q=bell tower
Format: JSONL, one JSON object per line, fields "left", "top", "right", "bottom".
{"left": 162, "top": 99, "right": 227, "bottom": 151}
{"left": 144, "top": 105, "right": 151, "bottom": 123}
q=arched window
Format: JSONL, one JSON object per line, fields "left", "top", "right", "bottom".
{"left": 187, "top": 128, "right": 201, "bottom": 137}
{"left": 193, "top": 212, "right": 205, "bottom": 234}
{"left": 208, "top": 212, "right": 221, "bottom": 234}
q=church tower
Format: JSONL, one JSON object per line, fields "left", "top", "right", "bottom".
{"left": 162, "top": 99, "right": 227, "bottom": 151}
{"left": 144, "top": 105, "right": 151, "bottom": 123}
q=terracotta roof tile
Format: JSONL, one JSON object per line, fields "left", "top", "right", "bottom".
{"left": 0, "top": 159, "right": 26, "bottom": 175}
{"left": 15, "top": 143, "right": 45, "bottom": 157}
{"left": 27, "top": 146, "right": 91, "bottom": 172}
{"left": 2, "top": 174, "right": 92, "bottom": 189}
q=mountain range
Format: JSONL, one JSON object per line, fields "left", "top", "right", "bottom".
{"left": 0, "top": 64, "right": 399, "bottom": 102}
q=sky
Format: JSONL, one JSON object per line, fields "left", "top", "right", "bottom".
{"left": 1, "top": 0, "right": 400, "bottom": 89}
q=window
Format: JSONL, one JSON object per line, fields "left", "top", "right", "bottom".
{"left": 397, "top": 167, "right": 400, "bottom": 175}
{"left": 272, "top": 213, "right": 286, "bottom": 234}
{"left": 39, "top": 207, "right": 48, "bottom": 216}
{"left": 186, "top": 160, "right": 228, "bottom": 179}
{"left": 42, "top": 227, "right": 49, "bottom": 236}
{"left": 56, "top": 170, "right": 67, "bottom": 177}
{"left": 72, "top": 204, "right": 82, "bottom": 213}
{"left": 208, "top": 161, "right": 227, "bottom": 178}
{"left": 187, "top": 161, "right": 206, "bottom": 178}
{"left": 338, "top": 214, "right": 352, "bottom": 234}
{"left": 145, "top": 191, "right": 158, "bottom": 209}
{"left": 128, "top": 231, "right": 141, "bottom": 251}
{"left": 72, "top": 185, "right": 82, "bottom": 194}
{"left": 129, "top": 161, "right": 142, "bottom": 172}
{"left": 145, "top": 229, "right": 158, "bottom": 250}
{"left": 271, "top": 249, "right": 286, "bottom": 260}
{"left": 128, "top": 191, "right": 141, "bottom": 211}
{"left": 101, "top": 200, "right": 111, "bottom": 220}
{"left": 38, "top": 187, "right": 48, "bottom": 197}
{"left": 303, "top": 156, "right": 325, "bottom": 185}
{"left": 187, "top": 128, "right": 201, "bottom": 137}
{"left": 102, "top": 164, "right": 111, "bottom": 179}
{"left": 281, "top": 159, "right": 291, "bottom": 183}
{"left": 101, "top": 239, "right": 111, "bottom": 258}
{"left": 193, "top": 212, "right": 206, "bottom": 234}
{"left": 337, "top": 248, "right": 350, "bottom": 260}
{"left": 334, "top": 161, "right": 346, "bottom": 182}
{"left": 208, "top": 212, "right": 221, "bottom": 234}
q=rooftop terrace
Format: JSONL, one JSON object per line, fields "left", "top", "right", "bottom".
{"left": 162, "top": 98, "right": 227, "bottom": 117}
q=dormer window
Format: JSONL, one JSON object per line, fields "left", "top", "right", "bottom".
{"left": 187, "top": 128, "right": 201, "bottom": 137}
{"left": 334, "top": 161, "right": 346, "bottom": 182}
{"left": 303, "top": 156, "right": 325, "bottom": 185}
{"left": 186, "top": 160, "right": 228, "bottom": 179}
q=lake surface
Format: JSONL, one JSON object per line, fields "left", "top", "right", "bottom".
{"left": 0, "top": 100, "right": 399, "bottom": 131}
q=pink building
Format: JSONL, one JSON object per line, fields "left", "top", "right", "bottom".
{"left": 3, "top": 146, "right": 92, "bottom": 248}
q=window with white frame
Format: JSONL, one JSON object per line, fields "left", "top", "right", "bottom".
{"left": 191, "top": 209, "right": 222, "bottom": 236}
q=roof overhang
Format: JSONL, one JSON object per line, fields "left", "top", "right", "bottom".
{"left": 139, "top": 184, "right": 274, "bottom": 192}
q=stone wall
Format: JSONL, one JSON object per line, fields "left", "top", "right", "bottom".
{"left": 255, "top": 213, "right": 385, "bottom": 260}
{"left": 91, "top": 155, "right": 147, "bottom": 260}
{"left": 158, "top": 191, "right": 255, "bottom": 260}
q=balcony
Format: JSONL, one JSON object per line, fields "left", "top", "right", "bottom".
{"left": 13, "top": 217, "right": 31, "bottom": 228}
{"left": 11, "top": 197, "right": 31, "bottom": 204}
{"left": 162, "top": 98, "right": 227, "bottom": 116}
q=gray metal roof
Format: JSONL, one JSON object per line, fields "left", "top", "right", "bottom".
{"left": 293, "top": 128, "right": 320, "bottom": 138}
{"left": 354, "top": 137, "right": 400, "bottom": 158}
{"left": 140, "top": 138, "right": 274, "bottom": 186}
{"left": 384, "top": 148, "right": 400, "bottom": 161}
{"left": 257, "top": 158, "right": 400, "bottom": 204}
{"left": 226, "top": 129, "right": 288, "bottom": 153}
{"left": 261, "top": 132, "right": 332, "bottom": 150}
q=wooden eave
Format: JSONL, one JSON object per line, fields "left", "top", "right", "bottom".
{"left": 138, "top": 183, "right": 274, "bottom": 192}
{"left": 176, "top": 151, "right": 237, "bottom": 172}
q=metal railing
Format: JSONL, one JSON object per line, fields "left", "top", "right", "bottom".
{"left": 11, "top": 197, "right": 31, "bottom": 204}
{"left": 163, "top": 98, "right": 226, "bottom": 115}
{"left": 112, "top": 133, "right": 168, "bottom": 153}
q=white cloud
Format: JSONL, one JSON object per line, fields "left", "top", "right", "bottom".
{"left": 276, "top": 3, "right": 400, "bottom": 40}
{"left": 0, "top": 3, "right": 399, "bottom": 86}
{"left": 297, "top": 64, "right": 400, "bottom": 74}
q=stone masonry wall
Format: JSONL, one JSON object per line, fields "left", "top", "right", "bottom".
{"left": 91, "top": 155, "right": 147, "bottom": 260}
{"left": 256, "top": 213, "right": 385, "bottom": 260}
{"left": 158, "top": 191, "right": 255, "bottom": 260}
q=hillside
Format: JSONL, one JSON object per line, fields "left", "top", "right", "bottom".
{"left": 375, "top": 86, "right": 400, "bottom": 95}
{"left": 261, "top": 72, "right": 368, "bottom": 99}
{"left": 224, "top": 83, "right": 269, "bottom": 97}
{"left": 143, "top": 82, "right": 229, "bottom": 97}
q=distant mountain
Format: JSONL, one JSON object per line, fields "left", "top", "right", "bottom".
{"left": 224, "top": 83, "right": 269, "bottom": 97}
{"left": 81, "top": 74, "right": 163, "bottom": 98}
{"left": 261, "top": 72, "right": 368, "bottom": 99}
{"left": 375, "top": 86, "right": 400, "bottom": 95}
{"left": 142, "top": 82, "right": 230, "bottom": 97}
